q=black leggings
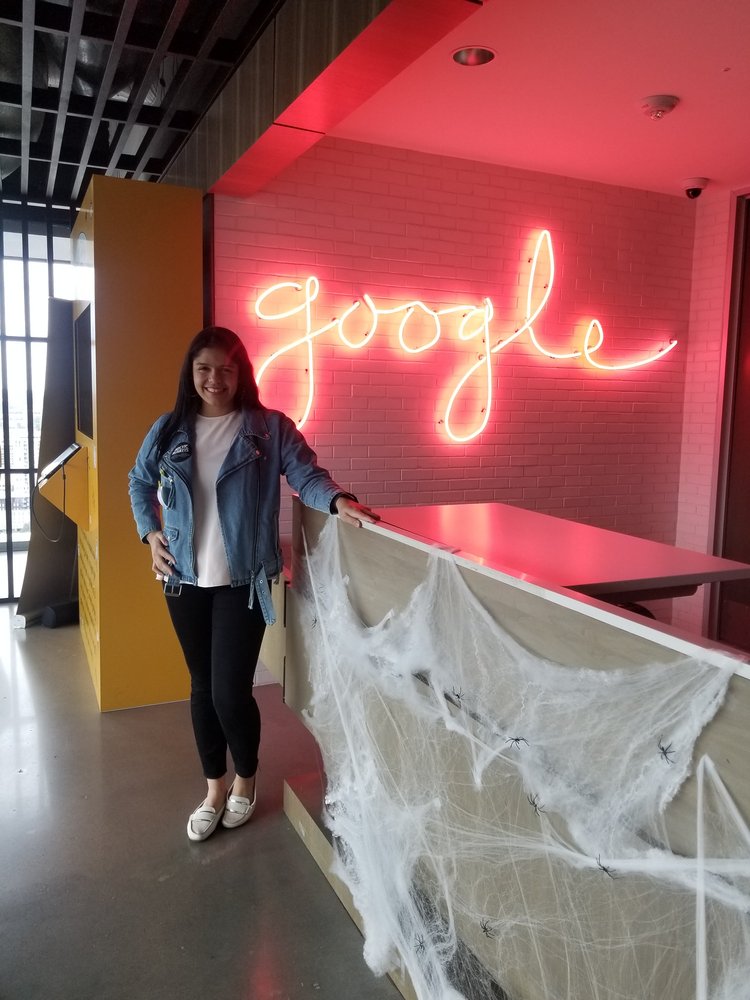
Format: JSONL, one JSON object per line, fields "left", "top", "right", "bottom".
{"left": 165, "top": 584, "right": 266, "bottom": 780}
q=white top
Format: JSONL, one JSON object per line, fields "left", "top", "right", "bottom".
{"left": 193, "top": 410, "right": 243, "bottom": 587}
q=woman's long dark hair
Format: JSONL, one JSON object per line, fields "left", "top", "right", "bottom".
{"left": 155, "top": 326, "right": 261, "bottom": 459}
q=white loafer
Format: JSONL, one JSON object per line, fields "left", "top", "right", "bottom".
{"left": 221, "top": 780, "right": 257, "bottom": 829}
{"left": 187, "top": 801, "right": 225, "bottom": 842}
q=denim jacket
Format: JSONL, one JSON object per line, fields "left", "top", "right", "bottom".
{"left": 128, "top": 406, "right": 352, "bottom": 624}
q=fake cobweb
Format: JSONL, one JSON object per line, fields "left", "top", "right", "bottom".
{"left": 294, "top": 518, "right": 750, "bottom": 1000}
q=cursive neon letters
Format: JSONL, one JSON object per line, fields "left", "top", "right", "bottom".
{"left": 254, "top": 230, "right": 678, "bottom": 442}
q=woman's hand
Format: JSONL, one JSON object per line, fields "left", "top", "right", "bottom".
{"left": 147, "top": 530, "right": 175, "bottom": 579}
{"left": 335, "top": 497, "right": 379, "bottom": 527}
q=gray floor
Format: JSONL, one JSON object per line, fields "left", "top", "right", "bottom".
{"left": 0, "top": 606, "right": 400, "bottom": 1000}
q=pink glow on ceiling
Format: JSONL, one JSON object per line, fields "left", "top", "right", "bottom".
{"left": 329, "top": 0, "right": 750, "bottom": 196}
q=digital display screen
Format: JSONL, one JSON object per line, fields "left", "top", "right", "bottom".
{"left": 74, "top": 304, "right": 93, "bottom": 438}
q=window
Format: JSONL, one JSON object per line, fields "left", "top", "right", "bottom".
{"left": 1, "top": 202, "right": 76, "bottom": 601}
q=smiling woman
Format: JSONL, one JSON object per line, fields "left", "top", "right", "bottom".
{"left": 128, "top": 324, "right": 377, "bottom": 842}
{"left": 192, "top": 348, "right": 240, "bottom": 417}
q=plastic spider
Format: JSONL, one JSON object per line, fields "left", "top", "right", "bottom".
{"left": 658, "top": 736, "right": 676, "bottom": 764}
{"left": 596, "top": 854, "right": 620, "bottom": 879}
{"left": 505, "top": 736, "right": 529, "bottom": 749}
{"left": 450, "top": 687, "right": 463, "bottom": 703}
{"left": 480, "top": 919, "right": 496, "bottom": 939}
{"left": 414, "top": 935, "right": 426, "bottom": 956}
{"left": 527, "top": 793, "right": 544, "bottom": 816}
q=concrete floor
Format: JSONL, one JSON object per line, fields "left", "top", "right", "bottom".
{"left": 0, "top": 606, "right": 400, "bottom": 1000}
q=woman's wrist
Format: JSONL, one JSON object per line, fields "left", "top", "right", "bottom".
{"left": 330, "top": 491, "right": 357, "bottom": 514}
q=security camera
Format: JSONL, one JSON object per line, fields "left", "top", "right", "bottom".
{"left": 682, "top": 177, "right": 709, "bottom": 199}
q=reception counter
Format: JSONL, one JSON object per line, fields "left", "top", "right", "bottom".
{"left": 276, "top": 501, "right": 750, "bottom": 1000}
{"left": 377, "top": 501, "right": 750, "bottom": 603}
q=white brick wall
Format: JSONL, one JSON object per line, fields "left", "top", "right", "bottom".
{"left": 212, "top": 136, "right": 725, "bottom": 630}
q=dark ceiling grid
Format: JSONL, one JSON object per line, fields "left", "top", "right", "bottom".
{"left": 101, "top": 0, "right": 193, "bottom": 188}
{"left": 44, "top": 0, "right": 87, "bottom": 200}
{"left": 129, "top": 0, "right": 239, "bottom": 183}
{"left": 69, "top": 0, "right": 140, "bottom": 205}
{"left": 19, "top": 1, "right": 34, "bottom": 195}
{"left": 129, "top": 0, "right": 285, "bottom": 184}
{"left": 0, "top": 0, "right": 288, "bottom": 209}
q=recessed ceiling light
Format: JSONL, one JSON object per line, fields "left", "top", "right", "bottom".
{"left": 639, "top": 94, "right": 680, "bottom": 120}
{"left": 452, "top": 47, "right": 495, "bottom": 67}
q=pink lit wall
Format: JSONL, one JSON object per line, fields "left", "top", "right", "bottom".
{"left": 213, "top": 136, "right": 696, "bottom": 601}
{"left": 671, "top": 193, "right": 736, "bottom": 634}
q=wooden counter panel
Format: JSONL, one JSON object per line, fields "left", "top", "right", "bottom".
{"left": 285, "top": 502, "right": 750, "bottom": 1000}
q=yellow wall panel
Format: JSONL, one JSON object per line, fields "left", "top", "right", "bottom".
{"left": 72, "top": 176, "right": 203, "bottom": 710}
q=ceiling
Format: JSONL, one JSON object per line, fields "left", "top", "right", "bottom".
{"left": 0, "top": 0, "right": 284, "bottom": 206}
{"left": 331, "top": 0, "right": 750, "bottom": 198}
{"left": 1, "top": 0, "right": 748, "bottom": 209}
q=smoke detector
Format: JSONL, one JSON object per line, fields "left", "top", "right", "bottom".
{"left": 640, "top": 94, "right": 680, "bottom": 120}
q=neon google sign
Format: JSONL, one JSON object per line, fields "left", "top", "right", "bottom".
{"left": 254, "top": 229, "right": 678, "bottom": 443}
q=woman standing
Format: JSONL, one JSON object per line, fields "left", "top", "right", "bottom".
{"left": 128, "top": 326, "right": 376, "bottom": 842}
